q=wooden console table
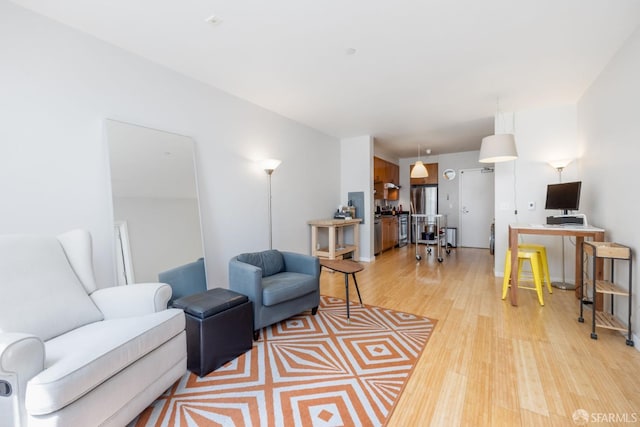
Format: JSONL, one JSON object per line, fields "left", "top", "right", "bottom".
{"left": 308, "top": 218, "right": 362, "bottom": 260}
{"left": 508, "top": 223, "right": 605, "bottom": 308}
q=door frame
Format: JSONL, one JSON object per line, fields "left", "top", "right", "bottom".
{"left": 458, "top": 167, "right": 494, "bottom": 248}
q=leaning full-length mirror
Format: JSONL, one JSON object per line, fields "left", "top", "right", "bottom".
{"left": 106, "top": 119, "right": 205, "bottom": 287}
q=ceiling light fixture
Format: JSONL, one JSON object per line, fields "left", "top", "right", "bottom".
{"left": 479, "top": 99, "right": 518, "bottom": 163}
{"left": 479, "top": 134, "right": 518, "bottom": 163}
{"left": 205, "top": 15, "right": 223, "bottom": 25}
{"left": 345, "top": 47, "right": 357, "bottom": 55}
{"left": 411, "top": 146, "right": 429, "bottom": 178}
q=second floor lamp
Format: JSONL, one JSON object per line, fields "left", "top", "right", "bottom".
{"left": 548, "top": 158, "right": 574, "bottom": 290}
{"left": 263, "top": 159, "right": 282, "bottom": 250}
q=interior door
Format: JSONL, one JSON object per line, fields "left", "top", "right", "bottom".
{"left": 459, "top": 168, "right": 494, "bottom": 248}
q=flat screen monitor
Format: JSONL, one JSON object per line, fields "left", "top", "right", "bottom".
{"left": 545, "top": 181, "right": 581, "bottom": 214}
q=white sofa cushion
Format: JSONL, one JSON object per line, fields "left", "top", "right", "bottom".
{"left": 0, "top": 235, "right": 104, "bottom": 341}
{"left": 25, "top": 308, "right": 185, "bottom": 415}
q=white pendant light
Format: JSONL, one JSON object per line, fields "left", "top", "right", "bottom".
{"left": 479, "top": 98, "right": 518, "bottom": 163}
{"left": 411, "top": 146, "right": 429, "bottom": 178}
{"left": 479, "top": 134, "right": 518, "bottom": 163}
{"left": 411, "top": 161, "right": 428, "bottom": 178}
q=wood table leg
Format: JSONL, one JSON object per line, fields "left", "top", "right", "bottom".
{"left": 311, "top": 225, "right": 318, "bottom": 257}
{"left": 575, "top": 236, "right": 584, "bottom": 300}
{"left": 594, "top": 232, "right": 605, "bottom": 311}
{"left": 573, "top": 236, "right": 584, "bottom": 299}
{"left": 575, "top": 235, "right": 604, "bottom": 310}
{"left": 344, "top": 273, "right": 350, "bottom": 323}
{"left": 352, "top": 273, "right": 363, "bottom": 306}
{"left": 353, "top": 223, "right": 360, "bottom": 261}
{"left": 328, "top": 225, "right": 336, "bottom": 259}
{"left": 509, "top": 225, "right": 519, "bottom": 306}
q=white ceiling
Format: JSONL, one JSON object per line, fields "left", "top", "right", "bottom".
{"left": 12, "top": 0, "right": 640, "bottom": 158}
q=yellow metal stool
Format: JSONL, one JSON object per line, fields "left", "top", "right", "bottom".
{"left": 518, "top": 243, "right": 553, "bottom": 294}
{"left": 502, "top": 249, "right": 546, "bottom": 306}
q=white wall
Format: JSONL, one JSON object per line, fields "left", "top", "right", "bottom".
{"left": 578, "top": 26, "right": 640, "bottom": 339}
{"left": 435, "top": 151, "right": 486, "bottom": 229}
{"left": 493, "top": 106, "right": 580, "bottom": 279}
{"left": 372, "top": 141, "right": 399, "bottom": 165}
{"left": 399, "top": 150, "right": 484, "bottom": 225}
{"left": 341, "top": 136, "right": 374, "bottom": 261}
{"left": 0, "top": 2, "right": 340, "bottom": 287}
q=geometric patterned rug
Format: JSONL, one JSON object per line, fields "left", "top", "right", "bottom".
{"left": 133, "top": 295, "right": 436, "bottom": 427}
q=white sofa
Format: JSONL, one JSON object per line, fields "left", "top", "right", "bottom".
{"left": 0, "top": 230, "right": 187, "bottom": 427}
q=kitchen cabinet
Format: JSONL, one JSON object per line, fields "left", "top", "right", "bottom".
{"left": 373, "top": 157, "right": 399, "bottom": 185}
{"left": 410, "top": 163, "right": 438, "bottom": 185}
{"left": 381, "top": 216, "right": 399, "bottom": 252}
{"left": 374, "top": 157, "right": 386, "bottom": 183}
{"left": 374, "top": 156, "right": 400, "bottom": 200}
{"left": 386, "top": 187, "right": 399, "bottom": 201}
{"left": 391, "top": 162, "right": 399, "bottom": 185}
{"left": 374, "top": 182, "right": 384, "bottom": 200}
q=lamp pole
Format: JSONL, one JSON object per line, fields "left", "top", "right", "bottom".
{"left": 266, "top": 168, "right": 274, "bottom": 250}
{"left": 550, "top": 160, "right": 574, "bottom": 290}
{"left": 557, "top": 166, "right": 568, "bottom": 289}
{"left": 262, "top": 159, "right": 281, "bottom": 250}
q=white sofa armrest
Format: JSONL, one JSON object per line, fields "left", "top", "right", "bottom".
{"left": 0, "top": 333, "right": 45, "bottom": 426}
{"left": 90, "top": 283, "right": 172, "bottom": 319}
{"left": 0, "top": 332, "right": 44, "bottom": 376}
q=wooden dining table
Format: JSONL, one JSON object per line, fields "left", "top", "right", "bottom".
{"left": 508, "top": 223, "right": 605, "bottom": 308}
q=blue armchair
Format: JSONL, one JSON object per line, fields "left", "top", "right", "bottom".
{"left": 158, "top": 258, "right": 207, "bottom": 306}
{"left": 229, "top": 250, "right": 320, "bottom": 340}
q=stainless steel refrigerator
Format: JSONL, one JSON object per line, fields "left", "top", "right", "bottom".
{"left": 410, "top": 185, "right": 438, "bottom": 243}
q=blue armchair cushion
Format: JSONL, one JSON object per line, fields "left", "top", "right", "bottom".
{"left": 237, "top": 250, "right": 284, "bottom": 277}
{"left": 261, "top": 272, "right": 318, "bottom": 306}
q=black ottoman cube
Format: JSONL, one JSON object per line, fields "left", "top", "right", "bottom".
{"left": 172, "top": 288, "right": 253, "bottom": 377}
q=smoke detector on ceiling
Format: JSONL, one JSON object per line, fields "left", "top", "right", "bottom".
{"left": 205, "top": 15, "right": 223, "bottom": 25}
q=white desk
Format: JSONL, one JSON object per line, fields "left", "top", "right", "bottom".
{"left": 508, "top": 223, "right": 605, "bottom": 308}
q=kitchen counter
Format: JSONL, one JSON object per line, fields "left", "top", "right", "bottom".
{"left": 308, "top": 218, "right": 362, "bottom": 260}
{"left": 378, "top": 210, "right": 410, "bottom": 217}
{"left": 380, "top": 216, "right": 398, "bottom": 252}
{"left": 307, "top": 218, "right": 362, "bottom": 227}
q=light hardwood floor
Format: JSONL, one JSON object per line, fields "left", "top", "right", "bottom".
{"left": 319, "top": 245, "right": 640, "bottom": 426}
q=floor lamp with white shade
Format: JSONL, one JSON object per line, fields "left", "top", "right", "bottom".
{"left": 548, "top": 158, "right": 574, "bottom": 290}
{"left": 262, "top": 158, "right": 281, "bottom": 250}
